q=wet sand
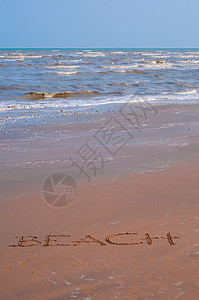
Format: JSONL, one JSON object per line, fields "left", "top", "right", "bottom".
{"left": 1, "top": 103, "right": 199, "bottom": 299}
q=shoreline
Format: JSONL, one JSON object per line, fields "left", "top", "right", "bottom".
{"left": 1, "top": 102, "right": 199, "bottom": 188}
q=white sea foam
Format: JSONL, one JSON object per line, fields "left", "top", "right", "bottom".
{"left": 46, "top": 65, "right": 79, "bottom": 69}
{"left": 163, "top": 89, "right": 198, "bottom": 95}
{"left": 111, "top": 51, "right": 125, "bottom": 55}
{"left": 175, "top": 89, "right": 198, "bottom": 94}
{"left": 101, "top": 64, "right": 138, "bottom": 69}
{"left": 0, "top": 54, "right": 43, "bottom": 60}
{"left": 1, "top": 90, "right": 199, "bottom": 112}
{"left": 180, "top": 59, "right": 199, "bottom": 63}
{"left": 177, "top": 54, "right": 199, "bottom": 58}
{"left": 82, "top": 52, "right": 105, "bottom": 57}
{"left": 53, "top": 71, "right": 79, "bottom": 75}
{"left": 139, "top": 61, "right": 173, "bottom": 69}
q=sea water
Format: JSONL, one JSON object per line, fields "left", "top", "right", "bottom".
{"left": 0, "top": 48, "right": 199, "bottom": 114}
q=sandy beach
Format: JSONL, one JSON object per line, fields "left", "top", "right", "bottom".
{"left": 1, "top": 102, "right": 199, "bottom": 299}
{"left": 1, "top": 0, "right": 199, "bottom": 295}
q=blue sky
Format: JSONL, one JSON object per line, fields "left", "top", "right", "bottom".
{"left": 0, "top": 0, "right": 198, "bottom": 48}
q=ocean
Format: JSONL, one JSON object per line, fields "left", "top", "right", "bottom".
{"left": 0, "top": 49, "right": 199, "bottom": 113}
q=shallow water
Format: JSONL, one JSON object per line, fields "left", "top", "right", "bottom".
{"left": 0, "top": 49, "right": 199, "bottom": 112}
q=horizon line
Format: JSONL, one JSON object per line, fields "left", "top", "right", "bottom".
{"left": 0, "top": 47, "right": 199, "bottom": 50}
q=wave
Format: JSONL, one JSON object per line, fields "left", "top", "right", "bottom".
{"left": 2, "top": 91, "right": 199, "bottom": 112}
{"left": 98, "top": 69, "right": 148, "bottom": 75}
{"left": 46, "top": 65, "right": 79, "bottom": 69}
{"left": 163, "top": 89, "right": 198, "bottom": 95}
{"left": 110, "top": 52, "right": 125, "bottom": 55}
{"left": 140, "top": 60, "right": 174, "bottom": 68}
{"left": 137, "top": 52, "right": 166, "bottom": 56}
{"left": 116, "top": 69, "right": 148, "bottom": 74}
{"left": 23, "top": 89, "right": 124, "bottom": 100}
{"left": 131, "top": 52, "right": 171, "bottom": 59}
{"left": 152, "top": 55, "right": 171, "bottom": 58}
{"left": 0, "top": 54, "right": 43, "bottom": 60}
{"left": 70, "top": 59, "right": 82, "bottom": 62}
{"left": 176, "top": 54, "right": 199, "bottom": 58}
{"left": 0, "top": 84, "right": 27, "bottom": 91}
{"left": 82, "top": 52, "right": 105, "bottom": 57}
{"left": 101, "top": 64, "right": 139, "bottom": 69}
{"left": 108, "top": 82, "right": 129, "bottom": 86}
{"left": 100, "top": 60, "right": 173, "bottom": 71}
{"left": 52, "top": 71, "right": 80, "bottom": 76}
{"left": 145, "top": 59, "right": 166, "bottom": 64}
{"left": 178, "top": 60, "right": 199, "bottom": 64}
{"left": 24, "top": 90, "right": 102, "bottom": 100}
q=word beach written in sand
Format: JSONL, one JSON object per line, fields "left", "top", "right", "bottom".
{"left": 9, "top": 232, "right": 179, "bottom": 248}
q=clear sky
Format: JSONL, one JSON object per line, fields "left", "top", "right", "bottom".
{"left": 0, "top": 0, "right": 199, "bottom": 48}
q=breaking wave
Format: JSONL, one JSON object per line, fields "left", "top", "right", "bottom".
{"left": 24, "top": 90, "right": 102, "bottom": 100}
{"left": 46, "top": 65, "right": 79, "bottom": 69}
{"left": 52, "top": 71, "right": 80, "bottom": 76}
